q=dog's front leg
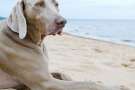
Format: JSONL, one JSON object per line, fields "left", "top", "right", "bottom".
{"left": 29, "top": 78, "right": 114, "bottom": 90}
{"left": 4, "top": 61, "right": 105, "bottom": 90}
{"left": 13, "top": 72, "right": 71, "bottom": 90}
{"left": 51, "top": 72, "right": 72, "bottom": 81}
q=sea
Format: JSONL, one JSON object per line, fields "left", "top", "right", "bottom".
{"left": 1, "top": 17, "right": 135, "bottom": 47}
{"left": 64, "top": 19, "right": 135, "bottom": 47}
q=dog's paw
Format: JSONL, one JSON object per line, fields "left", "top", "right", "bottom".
{"left": 51, "top": 72, "right": 72, "bottom": 81}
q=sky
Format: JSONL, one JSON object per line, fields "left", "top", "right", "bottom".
{"left": 0, "top": 0, "right": 135, "bottom": 19}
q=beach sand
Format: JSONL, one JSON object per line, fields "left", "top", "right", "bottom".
{"left": 1, "top": 34, "right": 135, "bottom": 90}
{"left": 45, "top": 34, "right": 135, "bottom": 90}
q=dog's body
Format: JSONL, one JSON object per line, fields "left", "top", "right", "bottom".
{"left": 0, "top": 0, "right": 123, "bottom": 90}
{"left": 0, "top": 21, "right": 72, "bottom": 90}
{"left": 0, "top": 22, "right": 72, "bottom": 89}
{"left": 0, "top": 21, "right": 48, "bottom": 88}
{"left": 0, "top": 23, "right": 19, "bottom": 88}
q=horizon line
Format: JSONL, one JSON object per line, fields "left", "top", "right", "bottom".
{"left": 1, "top": 16, "right": 135, "bottom": 20}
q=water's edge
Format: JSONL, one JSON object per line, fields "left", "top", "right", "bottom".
{"left": 65, "top": 19, "right": 135, "bottom": 47}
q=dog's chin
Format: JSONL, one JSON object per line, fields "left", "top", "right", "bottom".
{"left": 48, "top": 28, "right": 63, "bottom": 36}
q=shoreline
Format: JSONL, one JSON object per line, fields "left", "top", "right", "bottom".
{"left": 64, "top": 32, "right": 135, "bottom": 48}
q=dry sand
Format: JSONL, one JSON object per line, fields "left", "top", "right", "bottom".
{"left": 45, "top": 34, "right": 135, "bottom": 90}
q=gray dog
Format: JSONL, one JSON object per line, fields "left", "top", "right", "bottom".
{"left": 0, "top": 0, "right": 124, "bottom": 90}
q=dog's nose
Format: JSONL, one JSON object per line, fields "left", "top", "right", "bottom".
{"left": 55, "top": 17, "right": 67, "bottom": 27}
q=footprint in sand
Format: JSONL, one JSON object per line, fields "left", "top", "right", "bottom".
{"left": 130, "top": 59, "right": 135, "bottom": 62}
{"left": 94, "top": 48, "right": 103, "bottom": 53}
{"left": 121, "top": 63, "right": 130, "bottom": 68}
{"left": 120, "top": 85, "right": 130, "bottom": 90}
{"left": 121, "top": 59, "right": 135, "bottom": 69}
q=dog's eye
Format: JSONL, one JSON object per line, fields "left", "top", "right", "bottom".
{"left": 35, "top": 1, "right": 45, "bottom": 7}
{"left": 55, "top": 3, "right": 59, "bottom": 7}
{"left": 52, "top": 0, "right": 59, "bottom": 7}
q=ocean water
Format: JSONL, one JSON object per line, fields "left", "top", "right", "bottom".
{"left": 64, "top": 19, "right": 135, "bottom": 47}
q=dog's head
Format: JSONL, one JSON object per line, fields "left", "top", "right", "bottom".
{"left": 7, "top": 0, "right": 66, "bottom": 41}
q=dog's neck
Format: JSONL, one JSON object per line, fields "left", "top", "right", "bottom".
{"left": 5, "top": 20, "right": 46, "bottom": 46}
{"left": 2, "top": 25, "right": 41, "bottom": 49}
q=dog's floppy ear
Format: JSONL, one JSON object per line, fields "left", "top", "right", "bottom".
{"left": 7, "top": 0, "right": 27, "bottom": 39}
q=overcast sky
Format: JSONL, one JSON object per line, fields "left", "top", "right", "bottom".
{"left": 0, "top": 0, "right": 135, "bottom": 19}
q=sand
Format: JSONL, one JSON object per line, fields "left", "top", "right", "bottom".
{"left": 1, "top": 34, "right": 135, "bottom": 90}
{"left": 45, "top": 34, "right": 135, "bottom": 90}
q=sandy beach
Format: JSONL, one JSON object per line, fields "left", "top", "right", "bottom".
{"left": 1, "top": 34, "right": 135, "bottom": 90}
{"left": 45, "top": 34, "right": 135, "bottom": 90}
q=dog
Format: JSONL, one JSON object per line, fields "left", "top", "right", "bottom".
{"left": 0, "top": 0, "right": 123, "bottom": 90}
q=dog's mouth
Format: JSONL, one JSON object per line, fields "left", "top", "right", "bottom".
{"left": 50, "top": 31, "right": 62, "bottom": 36}
{"left": 48, "top": 25, "right": 65, "bottom": 36}
{"left": 40, "top": 24, "right": 64, "bottom": 39}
